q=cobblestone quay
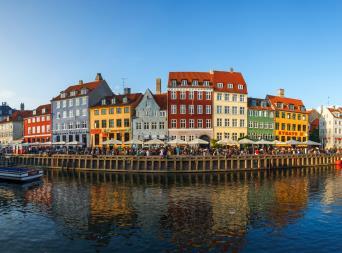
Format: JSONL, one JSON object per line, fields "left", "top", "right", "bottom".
{"left": 1, "top": 154, "right": 341, "bottom": 173}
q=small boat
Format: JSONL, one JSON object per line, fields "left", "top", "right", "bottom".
{"left": 0, "top": 167, "right": 43, "bottom": 182}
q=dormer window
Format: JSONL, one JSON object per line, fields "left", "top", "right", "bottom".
{"left": 171, "top": 80, "right": 177, "bottom": 87}
{"left": 289, "top": 104, "right": 294, "bottom": 110}
{"left": 123, "top": 97, "right": 127, "bottom": 103}
{"left": 192, "top": 80, "right": 198, "bottom": 86}
{"left": 217, "top": 83, "right": 223, "bottom": 88}
{"left": 181, "top": 80, "right": 187, "bottom": 86}
{"left": 238, "top": 84, "right": 243, "bottom": 90}
{"left": 101, "top": 99, "right": 106, "bottom": 105}
{"left": 111, "top": 98, "right": 116, "bottom": 104}
{"left": 80, "top": 88, "right": 88, "bottom": 95}
{"left": 203, "top": 81, "right": 210, "bottom": 86}
{"left": 301, "top": 106, "right": 306, "bottom": 112}
{"left": 42, "top": 108, "right": 46, "bottom": 114}
{"left": 60, "top": 92, "right": 66, "bottom": 98}
{"left": 227, "top": 83, "right": 233, "bottom": 89}
{"left": 276, "top": 102, "right": 283, "bottom": 108}
{"left": 261, "top": 101, "right": 267, "bottom": 107}
{"left": 70, "top": 90, "right": 77, "bottom": 97}
{"left": 33, "top": 110, "right": 36, "bottom": 115}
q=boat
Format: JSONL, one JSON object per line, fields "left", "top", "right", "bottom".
{"left": 0, "top": 167, "right": 43, "bottom": 182}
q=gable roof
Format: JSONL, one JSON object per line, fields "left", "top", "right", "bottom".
{"left": 267, "top": 95, "right": 307, "bottom": 113}
{"left": 29, "top": 104, "right": 51, "bottom": 117}
{"left": 52, "top": 80, "right": 103, "bottom": 101}
{"left": 327, "top": 107, "right": 342, "bottom": 118}
{"left": 168, "top": 70, "right": 247, "bottom": 94}
{"left": 153, "top": 93, "right": 167, "bottom": 110}
{"left": 0, "top": 110, "right": 33, "bottom": 124}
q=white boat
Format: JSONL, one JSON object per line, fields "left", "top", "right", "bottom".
{"left": 0, "top": 167, "right": 43, "bottom": 182}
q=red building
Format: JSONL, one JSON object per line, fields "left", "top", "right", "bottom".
{"left": 167, "top": 71, "right": 214, "bottom": 142}
{"left": 24, "top": 104, "right": 52, "bottom": 143}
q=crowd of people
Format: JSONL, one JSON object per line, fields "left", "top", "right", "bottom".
{"left": 1, "top": 144, "right": 341, "bottom": 158}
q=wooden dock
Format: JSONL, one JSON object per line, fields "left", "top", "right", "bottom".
{"left": 1, "top": 154, "right": 341, "bottom": 173}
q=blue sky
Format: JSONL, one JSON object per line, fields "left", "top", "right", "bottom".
{"left": 0, "top": 0, "right": 341, "bottom": 110}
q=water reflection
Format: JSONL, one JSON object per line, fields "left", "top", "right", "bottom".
{"left": 0, "top": 167, "right": 340, "bottom": 253}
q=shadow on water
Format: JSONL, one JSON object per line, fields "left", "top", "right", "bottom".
{"left": 0, "top": 166, "right": 341, "bottom": 253}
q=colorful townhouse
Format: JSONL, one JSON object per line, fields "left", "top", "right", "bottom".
{"left": 0, "top": 109, "right": 32, "bottom": 145}
{"left": 51, "top": 73, "right": 113, "bottom": 147}
{"left": 212, "top": 70, "right": 248, "bottom": 141}
{"left": 167, "top": 71, "right": 214, "bottom": 142}
{"left": 23, "top": 104, "right": 52, "bottom": 143}
{"left": 247, "top": 98, "right": 275, "bottom": 141}
{"left": 319, "top": 106, "right": 342, "bottom": 149}
{"left": 89, "top": 90, "right": 142, "bottom": 147}
{"left": 267, "top": 89, "right": 309, "bottom": 142}
{"left": 132, "top": 80, "right": 168, "bottom": 141}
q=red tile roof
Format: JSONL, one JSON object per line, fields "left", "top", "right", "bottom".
{"left": 92, "top": 93, "right": 143, "bottom": 108}
{"left": 267, "top": 95, "right": 307, "bottom": 113}
{"left": 153, "top": 93, "right": 167, "bottom": 110}
{"left": 0, "top": 110, "right": 33, "bottom": 124}
{"left": 328, "top": 107, "right": 342, "bottom": 118}
{"left": 28, "top": 104, "right": 51, "bottom": 118}
{"left": 248, "top": 98, "right": 274, "bottom": 111}
{"left": 168, "top": 70, "right": 247, "bottom": 94}
{"left": 310, "top": 118, "right": 319, "bottom": 129}
{"left": 52, "top": 80, "right": 103, "bottom": 101}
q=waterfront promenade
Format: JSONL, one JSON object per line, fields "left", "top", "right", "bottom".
{"left": 2, "top": 153, "right": 341, "bottom": 172}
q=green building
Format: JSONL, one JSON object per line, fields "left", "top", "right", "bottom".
{"left": 247, "top": 98, "right": 275, "bottom": 141}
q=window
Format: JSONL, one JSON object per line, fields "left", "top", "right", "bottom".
{"left": 62, "top": 111, "right": 67, "bottom": 118}
{"left": 259, "top": 122, "right": 263, "bottom": 129}
{"left": 75, "top": 109, "right": 80, "bottom": 117}
{"left": 82, "top": 97, "right": 87, "bottom": 105}
{"left": 189, "top": 119, "right": 194, "bottom": 128}
{"left": 180, "top": 105, "right": 186, "bottom": 114}
{"left": 224, "top": 93, "right": 230, "bottom": 101}
{"left": 281, "top": 112, "right": 285, "bottom": 118}
{"left": 206, "top": 105, "right": 211, "bottom": 114}
{"left": 239, "top": 95, "right": 244, "bottom": 102}
{"left": 116, "top": 119, "right": 122, "bottom": 127}
{"left": 232, "top": 94, "right": 237, "bottom": 102}
{"left": 69, "top": 99, "right": 73, "bottom": 107}
{"left": 224, "top": 106, "right": 230, "bottom": 114}
{"left": 81, "top": 121, "right": 87, "bottom": 128}
{"left": 69, "top": 110, "right": 74, "bottom": 118}
{"left": 197, "top": 91, "right": 203, "bottom": 100}
{"left": 171, "top": 119, "right": 177, "bottom": 128}
{"left": 217, "top": 83, "right": 223, "bottom": 88}
{"left": 232, "top": 106, "right": 237, "bottom": 115}
{"left": 94, "top": 109, "right": 99, "bottom": 115}
{"left": 189, "top": 91, "right": 194, "bottom": 100}
{"left": 275, "top": 123, "right": 279, "bottom": 130}
{"left": 227, "top": 83, "right": 233, "bottom": 89}
{"left": 101, "top": 120, "right": 107, "bottom": 128}
{"left": 180, "top": 119, "right": 186, "bottom": 128}
{"left": 206, "top": 92, "right": 211, "bottom": 100}
{"left": 216, "top": 106, "right": 222, "bottom": 114}
{"left": 62, "top": 100, "right": 67, "bottom": 108}
{"left": 109, "top": 108, "right": 114, "bottom": 114}
{"left": 224, "top": 118, "right": 230, "bottom": 127}
{"left": 217, "top": 93, "right": 222, "bottom": 101}
{"left": 217, "top": 132, "right": 222, "bottom": 140}
{"left": 238, "top": 84, "right": 244, "bottom": 90}
{"left": 124, "top": 107, "right": 129, "bottom": 113}
{"left": 171, "top": 80, "right": 177, "bottom": 87}
{"left": 224, "top": 132, "right": 230, "bottom": 139}
{"left": 254, "top": 122, "right": 258, "bottom": 128}
{"left": 197, "top": 119, "right": 203, "bottom": 128}
{"left": 144, "top": 122, "right": 149, "bottom": 129}
{"left": 240, "top": 119, "right": 245, "bottom": 127}
{"left": 124, "top": 119, "right": 129, "bottom": 127}
{"left": 192, "top": 80, "right": 198, "bottom": 86}
{"left": 203, "top": 80, "right": 210, "bottom": 86}
{"left": 94, "top": 120, "right": 100, "bottom": 128}
{"left": 75, "top": 98, "right": 80, "bottom": 106}
{"left": 159, "top": 122, "right": 165, "bottom": 129}
{"left": 180, "top": 91, "right": 186, "bottom": 100}
{"left": 171, "top": 105, "right": 177, "bottom": 114}
{"left": 232, "top": 133, "right": 238, "bottom": 141}
{"left": 232, "top": 119, "right": 237, "bottom": 127}
{"left": 136, "top": 122, "right": 141, "bottom": 129}
{"left": 56, "top": 101, "right": 61, "bottom": 109}
{"left": 281, "top": 123, "right": 285, "bottom": 130}
{"left": 116, "top": 108, "right": 122, "bottom": 114}
{"left": 181, "top": 80, "right": 187, "bottom": 86}
{"left": 239, "top": 107, "right": 245, "bottom": 115}
{"left": 171, "top": 91, "right": 177, "bottom": 100}
{"left": 37, "top": 126, "right": 40, "bottom": 133}
{"left": 82, "top": 109, "right": 87, "bottom": 116}
{"left": 249, "top": 121, "right": 253, "bottom": 128}
{"left": 217, "top": 118, "right": 222, "bottom": 127}
{"left": 197, "top": 105, "right": 203, "bottom": 114}
{"left": 206, "top": 119, "right": 211, "bottom": 128}
{"left": 160, "top": 111, "right": 166, "bottom": 117}
{"left": 189, "top": 105, "right": 194, "bottom": 114}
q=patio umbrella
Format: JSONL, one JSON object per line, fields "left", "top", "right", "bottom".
{"left": 66, "top": 141, "right": 81, "bottom": 146}
{"left": 303, "top": 140, "right": 322, "bottom": 146}
{"left": 107, "top": 139, "right": 122, "bottom": 145}
{"left": 42, "top": 141, "right": 52, "bottom": 145}
{"left": 255, "top": 139, "right": 273, "bottom": 145}
{"left": 52, "top": 141, "right": 66, "bottom": 145}
{"left": 167, "top": 139, "right": 188, "bottom": 145}
{"left": 238, "top": 138, "right": 256, "bottom": 145}
{"left": 144, "top": 139, "right": 164, "bottom": 145}
{"left": 271, "top": 140, "right": 286, "bottom": 145}
{"left": 124, "top": 139, "right": 144, "bottom": 145}
{"left": 285, "top": 139, "right": 302, "bottom": 145}
{"left": 188, "top": 138, "right": 209, "bottom": 145}
{"left": 217, "top": 138, "right": 238, "bottom": 146}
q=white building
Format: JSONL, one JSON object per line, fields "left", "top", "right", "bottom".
{"left": 319, "top": 106, "right": 342, "bottom": 149}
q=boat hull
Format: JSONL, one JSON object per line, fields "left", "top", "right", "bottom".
{"left": 0, "top": 168, "right": 43, "bottom": 182}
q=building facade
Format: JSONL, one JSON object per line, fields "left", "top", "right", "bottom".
{"left": 0, "top": 110, "right": 32, "bottom": 145}
{"left": 247, "top": 98, "right": 275, "bottom": 141}
{"left": 307, "top": 109, "right": 320, "bottom": 142}
{"left": 267, "top": 89, "right": 309, "bottom": 142}
{"left": 0, "top": 102, "right": 14, "bottom": 121}
{"left": 212, "top": 71, "right": 248, "bottom": 141}
{"left": 167, "top": 71, "right": 214, "bottom": 142}
{"left": 89, "top": 92, "right": 142, "bottom": 147}
{"left": 319, "top": 106, "right": 342, "bottom": 149}
{"left": 132, "top": 88, "right": 167, "bottom": 141}
{"left": 51, "top": 73, "right": 113, "bottom": 147}
{"left": 23, "top": 104, "right": 52, "bottom": 143}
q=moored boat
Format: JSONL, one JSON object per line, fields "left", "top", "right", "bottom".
{"left": 0, "top": 167, "right": 43, "bottom": 182}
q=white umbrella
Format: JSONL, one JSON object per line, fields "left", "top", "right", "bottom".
{"left": 104, "top": 139, "right": 122, "bottom": 145}
{"left": 286, "top": 139, "right": 302, "bottom": 145}
{"left": 167, "top": 139, "right": 188, "bottom": 145}
{"left": 42, "top": 141, "right": 52, "bottom": 145}
{"left": 52, "top": 141, "right": 66, "bottom": 145}
{"left": 255, "top": 139, "right": 273, "bottom": 145}
{"left": 66, "top": 141, "right": 81, "bottom": 146}
{"left": 217, "top": 138, "right": 238, "bottom": 146}
{"left": 188, "top": 138, "right": 209, "bottom": 145}
{"left": 238, "top": 138, "right": 256, "bottom": 145}
{"left": 144, "top": 138, "right": 164, "bottom": 145}
{"left": 124, "top": 139, "right": 144, "bottom": 145}
{"left": 271, "top": 140, "right": 286, "bottom": 145}
{"left": 304, "top": 140, "right": 322, "bottom": 146}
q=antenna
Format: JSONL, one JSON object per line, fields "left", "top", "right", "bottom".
{"left": 121, "top": 78, "right": 127, "bottom": 94}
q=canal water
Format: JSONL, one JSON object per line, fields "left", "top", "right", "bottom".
{"left": 0, "top": 167, "right": 341, "bottom": 253}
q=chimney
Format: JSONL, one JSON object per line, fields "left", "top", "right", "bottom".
{"left": 124, "top": 87, "right": 131, "bottom": 95}
{"left": 277, "top": 88, "right": 285, "bottom": 97}
{"left": 230, "top": 67, "right": 234, "bottom": 72}
{"left": 156, "top": 78, "right": 161, "bottom": 94}
{"left": 20, "top": 103, "right": 24, "bottom": 111}
{"left": 79, "top": 80, "right": 83, "bottom": 85}
{"left": 95, "top": 73, "right": 103, "bottom": 81}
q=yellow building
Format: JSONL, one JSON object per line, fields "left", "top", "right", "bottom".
{"left": 267, "top": 89, "right": 309, "bottom": 142}
{"left": 90, "top": 93, "right": 142, "bottom": 147}
{"left": 212, "top": 71, "right": 248, "bottom": 141}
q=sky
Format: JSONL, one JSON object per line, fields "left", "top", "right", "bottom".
{"left": 0, "top": 0, "right": 341, "bottom": 110}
